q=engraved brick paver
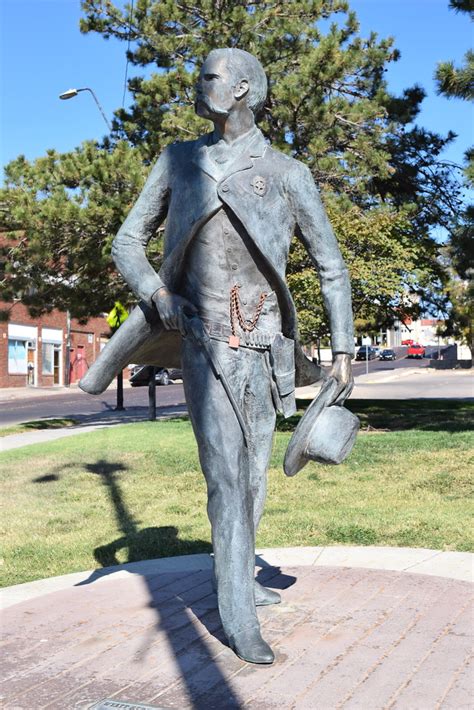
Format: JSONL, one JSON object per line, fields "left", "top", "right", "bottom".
{"left": 1, "top": 566, "right": 472, "bottom": 709}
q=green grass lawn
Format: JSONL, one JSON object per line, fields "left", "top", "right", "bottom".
{"left": 0, "top": 399, "right": 472, "bottom": 587}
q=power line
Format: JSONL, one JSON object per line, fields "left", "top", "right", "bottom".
{"left": 122, "top": 0, "right": 135, "bottom": 109}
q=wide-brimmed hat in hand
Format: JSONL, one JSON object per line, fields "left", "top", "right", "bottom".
{"left": 283, "top": 377, "right": 359, "bottom": 477}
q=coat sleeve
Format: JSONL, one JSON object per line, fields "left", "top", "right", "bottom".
{"left": 287, "top": 162, "right": 355, "bottom": 356}
{"left": 112, "top": 146, "right": 171, "bottom": 305}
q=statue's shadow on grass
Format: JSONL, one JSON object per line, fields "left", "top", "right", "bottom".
{"left": 37, "top": 458, "right": 294, "bottom": 707}
{"left": 92, "top": 524, "right": 212, "bottom": 569}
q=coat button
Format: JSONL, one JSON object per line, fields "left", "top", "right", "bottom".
{"left": 231, "top": 264, "right": 238, "bottom": 270}
{"left": 222, "top": 184, "right": 230, "bottom": 192}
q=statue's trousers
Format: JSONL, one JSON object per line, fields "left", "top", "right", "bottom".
{"left": 181, "top": 336, "right": 276, "bottom": 638}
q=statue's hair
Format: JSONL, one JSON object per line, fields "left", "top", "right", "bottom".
{"left": 207, "top": 48, "right": 268, "bottom": 116}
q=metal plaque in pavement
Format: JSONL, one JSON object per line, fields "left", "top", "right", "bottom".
{"left": 90, "top": 700, "right": 170, "bottom": 710}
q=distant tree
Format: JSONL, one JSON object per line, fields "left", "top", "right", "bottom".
{"left": 441, "top": 272, "right": 474, "bottom": 360}
{"left": 438, "top": 209, "right": 474, "bottom": 359}
{"left": 287, "top": 200, "right": 424, "bottom": 343}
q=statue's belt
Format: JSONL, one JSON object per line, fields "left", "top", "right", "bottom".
{"left": 186, "top": 315, "right": 296, "bottom": 425}
{"left": 200, "top": 317, "right": 279, "bottom": 350}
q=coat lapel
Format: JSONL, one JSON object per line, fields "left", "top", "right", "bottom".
{"left": 190, "top": 129, "right": 268, "bottom": 184}
{"left": 190, "top": 134, "right": 222, "bottom": 182}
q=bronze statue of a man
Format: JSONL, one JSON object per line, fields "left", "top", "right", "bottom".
{"left": 81, "top": 48, "right": 355, "bottom": 664}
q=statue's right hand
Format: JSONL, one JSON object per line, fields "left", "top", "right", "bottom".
{"left": 152, "top": 286, "right": 198, "bottom": 336}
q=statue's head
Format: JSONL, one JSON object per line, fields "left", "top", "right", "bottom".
{"left": 195, "top": 48, "right": 267, "bottom": 121}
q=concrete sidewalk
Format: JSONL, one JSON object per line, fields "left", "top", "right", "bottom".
{"left": 0, "top": 403, "right": 188, "bottom": 452}
{"left": 1, "top": 546, "right": 472, "bottom": 709}
{"left": 0, "top": 381, "right": 130, "bottom": 403}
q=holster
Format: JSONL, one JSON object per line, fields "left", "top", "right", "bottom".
{"left": 270, "top": 334, "right": 297, "bottom": 418}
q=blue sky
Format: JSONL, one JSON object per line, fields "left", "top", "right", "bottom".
{"left": 1, "top": 0, "right": 472, "bottom": 178}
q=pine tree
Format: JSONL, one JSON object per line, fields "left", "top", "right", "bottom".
{"left": 78, "top": 0, "right": 461, "bottom": 339}
{"left": 0, "top": 141, "right": 150, "bottom": 320}
{"left": 1, "top": 0, "right": 463, "bottom": 340}
{"left": 81, "top": 0, "right": 458, "bottom": 213}
{"left": 435, "top": 0, "right": 473, "bottom": 182}
{"left": 436, "top": 0, "right": 474, "bottom": 102}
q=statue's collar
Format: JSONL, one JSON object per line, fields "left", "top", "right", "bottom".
{"left": 206, "top": 125, "right": 265, "bottom": 157}
{"left": 192, "top": 127, "right": 267, "bottom": 181}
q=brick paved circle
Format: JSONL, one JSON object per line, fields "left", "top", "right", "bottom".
{"left": 1, "top": 565, "right": 472, "bottom": 709}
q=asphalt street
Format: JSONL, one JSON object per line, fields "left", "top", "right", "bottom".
{"left": 351, "top": 345, "right": 438, "bottom": 376}
{"left": 0, "top": 381, "right": 186, "bottom": 427}
{"left": 0, "top": 346, "right": 442, "bottom": 427}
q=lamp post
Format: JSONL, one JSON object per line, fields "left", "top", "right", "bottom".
{"left": 59, "top": 87, "right": 112, "bottom": 388}
{"left": 59, "top": 87, "right": 112, "bottom": 131}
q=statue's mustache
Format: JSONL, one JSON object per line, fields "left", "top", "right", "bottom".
{"left": 195, "top": 94, "right": 229, "bottom": 116}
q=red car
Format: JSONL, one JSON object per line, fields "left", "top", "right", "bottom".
{"left": 402, "top": 338, "right": 414, "bottom": 346}
{"left": 407, "top": 343, "right": 425, "bottom": 358}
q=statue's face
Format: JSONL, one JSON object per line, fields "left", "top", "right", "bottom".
{"left": 195, "top": 55, "right": 238, "bottom": 119}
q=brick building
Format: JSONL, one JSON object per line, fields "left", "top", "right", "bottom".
{"left": 0, "top": 301, "right": 112, "bottom": 388}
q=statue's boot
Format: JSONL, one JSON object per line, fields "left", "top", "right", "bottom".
{"left": 228, "top": 626, "right": 275, "bottom": 664}
{"left": 211, "top": 570, "right": 281, "bottom": 607}
{"left": 254, "top": 580, "right": 281, "bottom": 606}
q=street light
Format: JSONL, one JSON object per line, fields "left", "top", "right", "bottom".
{"left": 59, "top": 87, "right": 112, "bottom": 131}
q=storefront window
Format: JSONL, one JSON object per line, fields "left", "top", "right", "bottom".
{"left": 42, "top": 342, "right": 54, "bottom": 375}
{"left": 8, "top": 339, "right": 27, "bottom": 374}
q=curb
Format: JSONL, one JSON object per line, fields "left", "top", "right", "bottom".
{"left": 2, "top": 545, "right": 472, "bottom": 610}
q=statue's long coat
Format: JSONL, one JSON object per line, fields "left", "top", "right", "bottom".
{"left": 80, "top": 130, "right": 354, "bottom": 395}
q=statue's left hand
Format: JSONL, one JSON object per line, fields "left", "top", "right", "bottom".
{"left": 328, "top": 353, "right": 354, "bottom": 405}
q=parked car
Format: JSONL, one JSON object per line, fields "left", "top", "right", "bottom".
{"left": 380, "top": 349, "right": 397, "bottom": 361}
{"left": 407, "top": 343, "right": 425, "bottom": 359}
{"left": 372, "top": 346, "right": 381, "bottom": 357}
{"left": 130, "top": 365, "right": 183, "bottom": 386}
{"left": 401, "top": 339, "right": 414, "bottom": 346}
{"left": 355, "top": 346, "right": 377, "bottom": 361}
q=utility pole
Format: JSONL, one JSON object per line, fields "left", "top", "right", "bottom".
{"left": 362, "top": 335, "right": 371, "bottom": 375}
